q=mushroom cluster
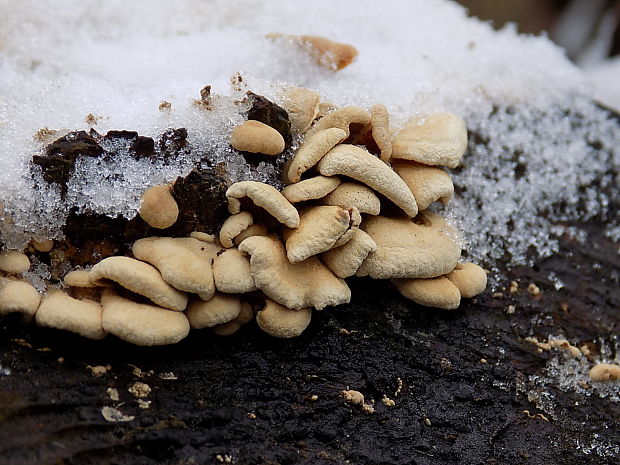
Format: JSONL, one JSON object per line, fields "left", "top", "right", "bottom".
{"left": 0, "top": 88, "right": 487, "bottom": 344}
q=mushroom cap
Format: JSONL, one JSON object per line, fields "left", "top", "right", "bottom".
{"left": 229, "top": 120, "right": 285, "bottom": 156}
{"left": 226, "top": 181, "right": 300, "bottom": 228}
{"left": 287, "top": 128, "right": 346, "bottom": 183}
{"left": 211, "top": 321, "right": 241, "bottom": 336}
{"left": 219, "top": 211, "right": 254, "bottom": 248}
{"left": 238, "top": 235, "right": 351, "bottom": 310}
{"left": 90, "top": 256, "right": 188, "bottom": 311}
{"left": 132, "top": 237, "right": 220, "bottom": 302}
{"left": 233, "top": 224, "right": 269, "bottom": 246}
{"left": 64, "top": 270, "right": 97, "bottom": 288}
{"left": 35, "top": 291, "right": 106, "bottom": 340}
{"left": 101, "top": 289, "right": 190, "bottom": 346}
{"left": 236, "top": 301, "right": 255, "bottom": 325}
{"left": 139, "top": 185, "right": 179, "bottom": 229}
{"left": 322, "top": 182, "right": 381, "bottom": 215}
{"left": 317, "top": 144, "right": 418, "bottom": 217}
{"left": 256, "top": 298, "right": 312, "bottom": 338}
{"left": 392, "top": 276, "right": 461, "bottom": 310}
{"left": 446, "top": 262, "right": 487, "bottom": 299}
{"left": 281, "top": 176, "right": 341, "bottom": 203}
{"left": 370, "top": 104, "right": 392, "bottom": 163}
{"left": 281, "top": 87, "right": 321, "bottom": 134}
{"left": 391, "top": 113, "right": 468, "bottom": 168}
{"left": 306, "top": 106, "right": 370, "bottom": 139}
{"left": 186, "top": 293, "right": 242, "bottom": 329}
{"left": 321, "top": 229, "right": 377, "bottom": 278}
{"left": 284, "top": 206, "right": 351, "bottom": 263}
{"left": 589, "top": 363, "right": 620, "bottom": 381}
{"left": 392, "top": 160, "right": 454, "bottom": 210}
{"left": 332, "top": 207, "right": 361, "bottom": 248}
{"left": 213, "top": 248, "right": 257, "bottom": 294}
{"left": 31, "top": 239, "right": 54, "bottom": 253}
{"left": 0, "top": 278, "right": 40, "bottom": 316}
{"left": 0, "top": 250, "right": 30, "bottom": 274}
{"left": 356, "top": 212, "right": 461, "bottom": 279}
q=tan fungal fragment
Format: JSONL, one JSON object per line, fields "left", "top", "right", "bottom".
{"left": 446, "top": 262, "right": 487, "bottom": 298}
{"left": 226, "top": 181, "right": 300, "bottom": 228}
{"left": 186, "top": 293, "right": 242, "bottom": 329}
{"left": 213, "top": 248, "right": 257, "bottom": 294}
{"left": 219, "top": 212, "right": 254, "bottom": 248}
{"left": 233, "top": 224, "right": 269, "bottom": 246}
{"left": 316, "top": 102, "right": 337, "bottom": 119}
{"left": 589, "top": 363, "right": 620, "bottom": 381}
{"left": 0, "top": 250, "right": 30, "bottom": 274}
{"left": 31, "top": 239, "right": 54, "bottom": 253}
{"left": 268, "top": 34, "right": 358, "bottom": 71}
{"left": 128, "top": 382, "right": 151, "bottom": 398}
{"left": 282, "top": 176, "right": 341, "bottom": 203}
{"left": 189, "top": 231, "right": 217, "bottom": 243}
{"left": 332, "top": 207, "right": 361, "bottom": 248}
{"left": 370, "top": 104, "right": 392, "bottom": 163}
{"left": 229, "top": 120, "right": 285, "bottom": 155}
{"left": 323, "top": 182, "right": 381, "bottom": 215}
{"left": 525, "top": 337, "right": 551, "bottom": 352}
{"left": 287, "top": 128, "right": 347, "bottom": 183}
{"left": 101, "top": 289, "right": 190, "bottom": 346}
{"left": 284, "top": 206, "right": 351, "bottom": 263}
{"left": 548, "top": 339, "right": 582, "bottom": 358}
{"left": 392, "top": 113, "right": 468, "bottom": 168}
{"left": 306, "top": 106, "right": 370, "bottom": 139}
{"left": 139, "top": 185, "right": 179, "bottom": 229}
{"left": 0, "top": 278, "right": 41, "bottom": 316}
{"left": 342, "top": 389, "right": 375, "bottom": 413}
{"left": 64, "top": 270, "right": 97, "bottom": 288}
{"left": 318, "top": 144, "right": 418, "bottom": 217}
{"left": 90, "top": 256, "right": 188, "bottom": 312}
{"left": 321, "top": 229, "right": 377, "bottom": 278}
{"left": 357, "top": 212, "right": 461, "bottom": 279}
{"left": 238, "top": 235, "right": 351, "bottom": 310}
{"left": 281, "top": 87, "right": 321, "bottom": 133}
{"left": 256, "top": 298, "right": 312, "bottom": 338}
{"left": 392, "top": 276, "right": 461, "bottom": 310}
{"left": 211, "top": 301, "right": 254, "bottom": 336}
{"left": 35, "top": 292, "right": 106, "bottom": 340}
{"left": 392, "top": 161, "right": 454, "bottom": 210}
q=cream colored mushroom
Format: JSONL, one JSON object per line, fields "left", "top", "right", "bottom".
{"left": 392, "top": 161, "right": 454, "bottom": 210}
{"left": 370, "top": 104, "right": 392, "bottom": 163}
{"left": 101, "top": 289, "right": 190, "bottom": 346}
{"left": 589, "top": 363, "right": 620, "bottom": 381}
{"left": 287, "top": 128, "right": 347, "bottom": 183}
{"left": 0, "top": 250, "right": 30, "bottom": 274}
{"left": 31, "top": 239, "right": 54, "bottom": 253}
{"left": 332, "top": 207, "right": 361, "bottom": 248}
{"left": 64, "top": 270, "right": 96, "bottom": 288}
{"left": 316, "top": 102, "right": 337, "bottom": 120}
{"left": 139, "top": 185, "right": 179, "bottom": 229}
{"left": 321, "top": 229, "right": 377, "bottom": 278}
{"left": 219, "top": 212, "right": 254, "bottom": 248}
{"left": 446, "top": 262, "right": 487, "bottom": 299}
{"left": 212, "top": 248, "right": 257, "bottom": 294}
{"left": 323, "top": 182, "right": 381, "bottom": 215}
{"left": 317, "top": 144, "right": 418, "bottom": 217}
{"left": 189, "top": 231, "right": 217, "bottom": 243}
{"left": 268, "top": 34, "right": 358, "bottom": 71}
{"left": 357, "top": 212, "right": 461, "bottom": 279}
{"left": 186, "top": 293, "right": 242, "bottom": 329}
{"left": 35, "top": 291, "right": 106, "bottom": 340}
{"left": 391, "top": 113, "right": 468, "bottom": 168}
{"left": 281, "top": 176, "right": 341, "bottom": 203}
{"left": 90, "top": 256, "right": 188, "bottom": 311}
{"left": 211, "top": 301, "right": 254, "bottom": 336}
{"left": 233, "top": 224, "right": 269, "bottom": 246}
{"left": 256, "top": 298, "right": 312, "bottom": 338}
{"left": 133, "top": 237, "right": 221, "bottom": 301}
{"left": 226, "top": 181, "right": 300, "bottom": 228}
{"left": 306, "top": 106, "right": 370, "bottom": 139}
{"left": 230, "top": 120, "right": 285, "bottom": 156}
{"left": 238, "top": 235, "right": 350, "bottom": 310}
{"left": 281, "top": 87, "right": 320, "bottom": 133}
{"left": 0, "top": 277, "right": 40, "bottom": 316}
{"left": 392, "top": 276, "right": 461, "bottom": 310}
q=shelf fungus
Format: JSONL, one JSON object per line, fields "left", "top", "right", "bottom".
{"left": 226, "top": 181, "right": 300, "bottom": 228}
{"left": 256, "top": 298, "right": 312, "bottom": 338}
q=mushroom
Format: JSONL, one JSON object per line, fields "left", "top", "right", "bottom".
{"left": 284, "top": 206, "right": 352, "bottom": 263}
{"left": 392, "top": 276, "right": 461, "bottom": 310}
{"left": 63, "top": 270, "right": 97, "bottom": 288}
{"left": 306, "top": 106, "right": 370, "bottom": 139}
{"left": 321, "top": 229, "right": 377, "bottom": 278}
{"left": 317, "top": 144, "right": 418, "bottom": 217}
{"left": 370, "top": 104, "right": 392, "bottom": 163}
{"left": 287, "top": 128, "right": 347, "bottom": 183}
{"left": 281, "top": 176, "right": 341, "bottom": 203}
{"left": 233, "top": 224, "right": 269, "bottom": 246}
{"left": 589, "top": 363, "right": 620, "bottom": 381}
{"left": 212, "top": 248, "right": 257, "bottom": 294}
{"left": 256, "top": 298, "right": 312, "bottom": 338}
{"left": 0, "top": 277, "right": 40, "bottom": 316}
{"left": 189, "top": 231, "right": 217, "bottom": 243}
{"left": 446, "top": 262, "right": 487, "bottom": 298}
{"left": 0, "top": 250, "right": 30, "bottom": 274}
{"left": 90, "top": 256, "right": 188, "bottom": 311}
{"left": 186, "top": 293, "right": 242, "bottom": 329}
{"left": 392, "top": 161, "right": 454, "bottom": 210}
{"left": 238, "top": 235, "right": 351, "bottom": 310}
{"left": 322, "top": 182, "right": 381, "bottom": 215}
{"left": 212, "top": 301, "right": 254, "bottom": 336}
{"left": 35, "top": 291, "right": 106, "bottom": 340}
{"left": 219, "top": 212, "right": 254, "bottom": 248}
{"left": 31, "top": 239, "right": 54, "bottom": 253}
{"left": 280, "top": 87, "right": 321, "bottom": 133}
{"left": 391, "top": 113, "right": 468, "bottom": 168}
{"left": 226, "top": 181, "right": 300, "bottom": 228}
{"left": 229, "top": 120, "right": 285, "bottom": 156}
{"left": 356, "top": 212, "right": 461, "bottom": 279}
{"left": 332, "top": 207, "right": 361, "bottom": 248}
{"left": 139, "top": 185, "right": 179, "bottom": 229}
{"left": 101, "top": 289, "right": 190, "bottom": 346}
{"left": 132, "top": 237, "right": 221, "bottom": 301}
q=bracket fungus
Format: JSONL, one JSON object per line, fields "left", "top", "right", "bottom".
{"left": 230, "top": 120, "right": 285, "bottom": 156}
{"left": 0, "top": 278, "right": 40, "bottom": 316}
{"left": 280, "top": 87, "right": 321, "bottom": 134}
{"left": 321, "top": 229, "right": 377, "bottom": 278}
{"left": 589, "top": 363, "right": 620, "bottom": 382}
{"left": 287, "top": 127, "right": 347, "bottom": 184}
{"left": 63, "top": 270, "right": 96, "bottom": 288}
{"left": 322, "top": 182, "right": 381, "bottom": 216}
{"left": 306, "top": 106, "right": 370, "bottom": 139}
{"left": 392, "top": 277, "right": 462, "bottom": 310}
{"left": 219, "top": 211, "right": 254, "bottom": 248}
{"left": 0, "top": 250, "right": 30, "bottom": 274}
{"left": 212, "top": 248, "right": 257, "bottom": 294}
{"left": 186, "top": 293, "right": 243, "bottom": 329}
{"left": 392, "top": 161, "right": 454, "bottom": 210}
{"left": 256, "top": 298, "right": 312, "bottom": 338}
{"left": 139, "top": 185, "right": 179, "bottom": 229}
{"left": 370, "top": 104, "right": 392, "bottom": 163}
{"left": 35, "top": 291, "right": 106, "bottom": 340}
{"left": 211, "top": 301, "right": 254, "bottom": 336}
{"left": 233, "top": 224, "right": 269, "bottom": 246}
{"left": 446, "top": 262, "right": 488, "bottom": 299}
{"left": 281, "top": 176, "right": 341, "bottom": 203}
{"left": 226, "top": 181, "right": 300, "bottom": 228}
